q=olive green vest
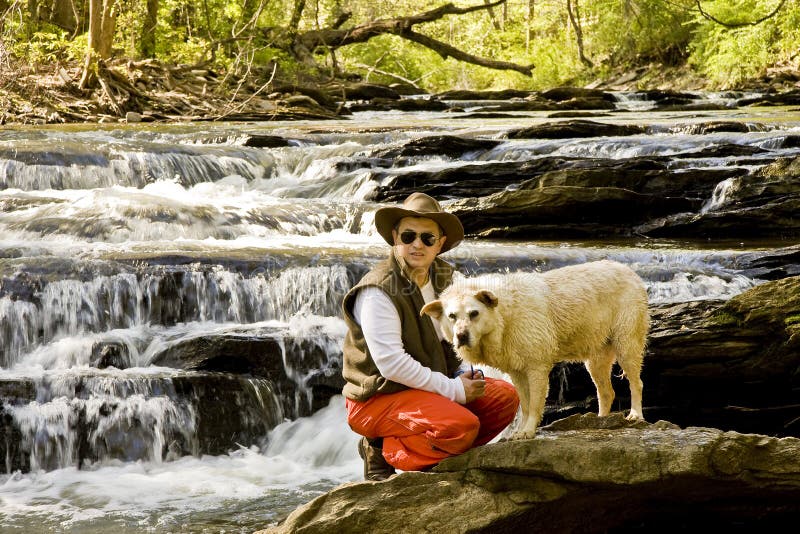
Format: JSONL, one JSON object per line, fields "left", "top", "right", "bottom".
{"left": 341, "top": 253, "right": 460, "bottom": 401}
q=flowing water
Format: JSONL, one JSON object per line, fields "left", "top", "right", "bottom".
{"left": 1, "top": 93, "right": 799, "bottom": 532}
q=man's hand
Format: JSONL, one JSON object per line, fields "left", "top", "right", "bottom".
{"left": 459, "top": 371, "right": 486, "bottom": 403}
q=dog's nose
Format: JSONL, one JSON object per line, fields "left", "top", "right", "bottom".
{"left": 456, "top": 331, "right": 470, "bottom": 347}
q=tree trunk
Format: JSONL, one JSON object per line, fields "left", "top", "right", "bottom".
{"left": 0, "top": 1, "right": 10, "bottom": 33}
{"left": 526, "top": 0, "right": 534, "bottom": 53}
{"left": 79, "top": 0, "right": 117, "bottom": 89}
{"left": 484, "top": 0, "right": 502, "bottom": 31}
{"left": 140, "top": 0, "right": 159, "bottom": 58}
{"left": 566, "top": 0, "right": 592, "bottom": 67}
{"left": 289, "top": 0, "right": 306, "bottom": 37}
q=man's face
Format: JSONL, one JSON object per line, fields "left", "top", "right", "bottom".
{"left": 392, "top": 217, "right": 446, "bottom": 271}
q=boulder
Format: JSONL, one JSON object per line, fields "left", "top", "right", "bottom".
{"left": 148, "top": 325, "right": 345, "bottom": 417}
{"left": 370, "top": 150, "right": 800, "bottom": 239}
{"left": 373, "top": 135, "right": 502, "bottom": 159}
{"left": 507, "top": 119, "right": 645, "bottom": 139}
{"left": 259, "top": 414, "right": 800, "bottom": 534}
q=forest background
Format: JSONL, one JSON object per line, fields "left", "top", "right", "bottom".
{"left": 1, "top": 0, "right": 799, "bottom": 122}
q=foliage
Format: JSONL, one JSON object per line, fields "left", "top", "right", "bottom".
{"left": 1, "top": 0, "right": 799, "bottom": 90}
{"left": 688, "top": 0, "right": 800, "bottom": 87}
{"left": 0, "top": 14, "right": 83, "bottom": 66}
{"left": 582, "top": 0, "right": 694, "bottom": 66}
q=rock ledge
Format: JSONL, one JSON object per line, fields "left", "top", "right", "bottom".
{"left": 259, "top": 413, "right": 800, "bottom": 533}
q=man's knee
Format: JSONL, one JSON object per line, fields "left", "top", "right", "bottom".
{"left": 432, "top": 410, "right": 480, "bottom": 447}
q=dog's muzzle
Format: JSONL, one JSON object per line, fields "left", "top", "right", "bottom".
{"left": 455, "top": 331, "right": 470, "bottom": 348}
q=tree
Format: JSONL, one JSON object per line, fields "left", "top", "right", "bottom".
{"left": 79, "top": 0, "right": 117, "bottom": 90}
{"left": 140, "top": 0, "right": 159, "bottom": 58}
{"left": 280, "top": 0, "right": 535, "bottom": 77}
{"left": 567, "top": 0, "right": 592, "bottom": 67}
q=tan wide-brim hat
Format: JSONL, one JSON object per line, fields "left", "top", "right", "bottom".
{"left": 374, "top": 192, "right": 464, "bottom": 254}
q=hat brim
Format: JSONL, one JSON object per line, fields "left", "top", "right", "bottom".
{"left": 374, "top": 206, "right": 464, "bottom": 253}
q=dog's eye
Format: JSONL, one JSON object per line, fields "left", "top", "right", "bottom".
{"left": 447, "top": 313, "right": 456, "bottom": 321}
{"left": 469, "top": 310, "right": 479, "bottom": 319}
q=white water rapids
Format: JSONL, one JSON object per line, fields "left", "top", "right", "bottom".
{"left": 1, "top": 97, "right": 799, "bottom": 532}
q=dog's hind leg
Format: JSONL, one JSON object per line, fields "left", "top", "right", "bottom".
{"left": 585, "top": 344, "right": 616, "bottom": 417}
{"left": 617, "top": 350, "right": 644, "bottom": 420}
{"left": 613, "top": 298, "right": 648, "bottom": 421}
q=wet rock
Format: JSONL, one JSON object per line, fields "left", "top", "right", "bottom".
{"left": 541, "top": 87, "right": 616, "bottom": 102}
{"left": 556, "top": 97, "right": 617, "bottom": 110}
{"left": 0, "top": 402, "right": 30, "bottom": 473}
{"left": 655, "top": 102, "right": 732, "bottom": 111}
{"left": 347, "top": 97, "right": 449, "bottom": 112}
{"left": 260, "top": 415, "right": 800, "bottom": 534}
{"left": 678, "top": 143, "right": 768, "bottom": 158}
{"left": 452, "top": 112, "right": 525, "bottom": 119}
{"left": 635, "top": 89, "right": 697, "bottom": 104}
{"left": 373, "top": 135, "right": 502, "bottom": 159}
{"left": 148, "top": 325, "right": 344, "bottom": 418}
{"left": 507, "top": 119, "right": 645, "bottom": 139}
{"left": 90, "top": 341, "right": 130, "bottom": 369}
{"left": 449, "top": 186, "right": 695, "bottom": 239}
{"left": 0, "top": 272, "right": 44, "bottom": 302}
{"left": 672, "top": 120, "right": 760, "bottom": 134}
{"left": 547, "top": 111, "right": 614, "bottom": 118}
{"left": 435, "top": 89, "right": 534, "bottom": 100}
{"left": 389, "top": 82, "right": 426, "bottom": 96}
{"left": 0, "top": 372, "right": 284, "bottom": 472}
{"left": 734, "top": 244, "right": 800, "bottom": 280}
{"left": 780, "top": 135, "right": 800, "bottom": 148}
{"left": 337, "top": 82, "right": 401, "bottom": 101}
{"left": 468, "top": 98, "right": 561, "bottom": 112}
{"left": 738, "top": 89, "right": 800, "bottom": 106}
{"left": 372, "top": 143, "right": 800, "bottom": 239}
{"left": 243, "top": 135, "right": 292, "bottom": 148}
{"left": 636, "top": 156, "right": 800, "bottom": 238}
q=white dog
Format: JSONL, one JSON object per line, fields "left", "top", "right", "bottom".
{"left": 421, "top": 260, "right": 649, "bottom": 440}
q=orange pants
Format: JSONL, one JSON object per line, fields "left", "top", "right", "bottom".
{"left": 346, "top": 378, "right": 519, "bottom": 471}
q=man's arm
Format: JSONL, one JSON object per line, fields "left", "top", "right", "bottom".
{"left": 354, "top": 286, "right": 468, "bottom": 403}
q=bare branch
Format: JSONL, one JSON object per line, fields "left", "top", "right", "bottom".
{"left": 402, "top": 30, "right": 534, "bottom": 76}
{"left": 291, "top": 1, "right": 534, "bottom": 76}
{"left": 694, "top": 0, "right": 787, "bottom": 28}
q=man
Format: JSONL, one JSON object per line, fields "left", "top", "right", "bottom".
{"left": 341, "top": 192, "right": 519, "bottom": 480}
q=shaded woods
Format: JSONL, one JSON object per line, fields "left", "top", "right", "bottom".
{"left": 1, "top": 0, "right": 799, "bottom": 124}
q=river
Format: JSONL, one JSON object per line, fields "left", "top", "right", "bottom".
{"left": 1, "top": 93, "right": 799, "bottom": 532}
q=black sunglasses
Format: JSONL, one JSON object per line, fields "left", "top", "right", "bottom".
{"left": 399, "top": 230, "right": 441, "bottom": 247}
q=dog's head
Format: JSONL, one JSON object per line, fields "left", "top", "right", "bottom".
{"left": 420, "top": 288, "right": 499, "bottom": 349}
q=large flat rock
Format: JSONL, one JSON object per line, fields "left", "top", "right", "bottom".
{"left": 259, "top": 414, "right": 800, "bottom": 533}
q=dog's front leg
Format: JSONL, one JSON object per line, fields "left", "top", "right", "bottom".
{"left": 509, "top": 366, "right": 550, "bottom": 440}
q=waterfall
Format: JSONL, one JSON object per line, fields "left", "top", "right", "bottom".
{"left": 701, "top": 177, "right": 739, "bottom": 213}
{"left": 0, "top": 107, "right": 796, "bottom": 530}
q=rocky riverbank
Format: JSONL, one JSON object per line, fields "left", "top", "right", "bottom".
{"left": 258, "top": 414, "right": 800, "bottom": 534}
{"left": 2, "top": 58, "right": 800, "bottom": 125}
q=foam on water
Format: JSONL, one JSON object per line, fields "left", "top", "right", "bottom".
{"left": 0, "top": 396, "right": 361, "bottom": 532}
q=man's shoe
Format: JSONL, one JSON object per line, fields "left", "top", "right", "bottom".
{"left": 357, "top": 437, "right": 396, "bottom": 481}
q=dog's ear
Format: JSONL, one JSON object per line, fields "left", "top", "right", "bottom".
{"left": 420, "top": 300, "right": 444, "bottom": 319}
{"left": 475, "top": 290, "right": 498, "bottom": 308}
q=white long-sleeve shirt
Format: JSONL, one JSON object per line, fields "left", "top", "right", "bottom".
{"left": 353, "top": 283, "right": 467, "bottom": 404}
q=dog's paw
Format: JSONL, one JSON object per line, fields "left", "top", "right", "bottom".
{"left": 626, "top": 411, "right": 644, "bottom": 421}
{"left": 508, "top": 430, "right": 537, "bottom": 441}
